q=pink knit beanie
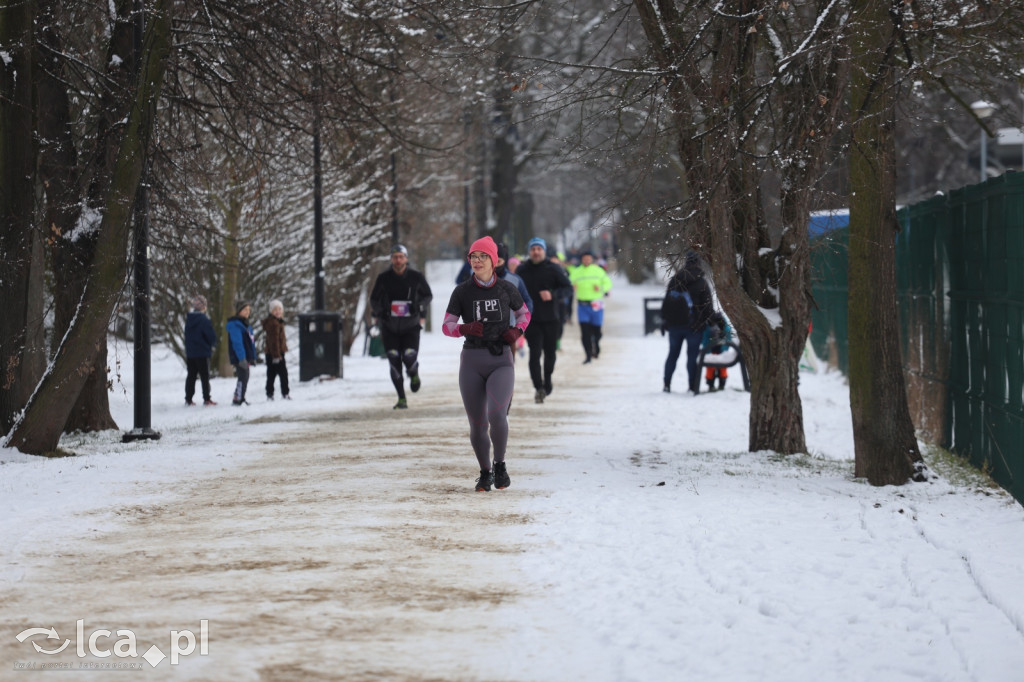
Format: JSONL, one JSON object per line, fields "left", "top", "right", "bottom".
{"left": 468, "top": 236, "right": 499, "bottom": 265}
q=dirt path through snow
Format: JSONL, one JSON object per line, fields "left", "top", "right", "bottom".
{"left": 1, "top": 300, "right": 618, "bottom": 681}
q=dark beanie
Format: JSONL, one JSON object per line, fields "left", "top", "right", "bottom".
{"left": 235, "top": 300, "right": 250, "bottom": 315}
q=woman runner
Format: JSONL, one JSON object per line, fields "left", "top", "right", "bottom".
{"left": 442, "top": 236, "right": 532, "bottom": 491}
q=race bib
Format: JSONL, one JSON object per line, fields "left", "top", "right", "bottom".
{"left": 590, "top": 300, "right": 604, "bottom": 311}
{"left": 391, "top": 300, "right": 412, "bottom": 317}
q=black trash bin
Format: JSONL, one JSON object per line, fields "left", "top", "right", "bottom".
{"left": 644, "top": 297, "right": 663, "bottom": 335}
{"left": 299, "top": 311, "right": 343, "bottom": 381}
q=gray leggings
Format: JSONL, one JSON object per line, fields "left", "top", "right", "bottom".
{"left": 459, "top": 346, "right": 516, "bottom": 470}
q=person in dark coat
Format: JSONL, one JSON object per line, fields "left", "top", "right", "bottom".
{"left": 515, "top": 237, "right": 573, "bottom": 403}
{"left": 184, "top": 295, "right": 217, "bottom": 406}
{"left": 370, "top": 244, "right": 433, "bottom": 409}
{"left": 262, "top": 299, "right": 290, "bottom": 400}
{"left": 661, "top": 251, "right": 714, "bottom": 394}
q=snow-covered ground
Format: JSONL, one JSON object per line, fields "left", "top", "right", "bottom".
{"left": 2, "top": 268, "right": 1023, "bottom": 681}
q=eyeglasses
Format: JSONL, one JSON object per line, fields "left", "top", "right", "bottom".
{"left": 468, "top": 253, "right": 490, "bottom": 263}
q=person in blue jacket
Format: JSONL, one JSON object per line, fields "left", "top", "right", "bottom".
{"left": 701, "top": 311, "right": 734, "bottom": 391}
{"left": 226, "top": 300, "right": 257, "bottom": 406}
{"left": 184, "top": 295, "right": 217, "bottom": 406}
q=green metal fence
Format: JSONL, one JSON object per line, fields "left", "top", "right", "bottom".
{"left": 810, "top": 172, "right": 1024, "bottom": 504}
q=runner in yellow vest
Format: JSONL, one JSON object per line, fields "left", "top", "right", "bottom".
{"left": 569, "top": 252, "right": 613, "bottom": 363}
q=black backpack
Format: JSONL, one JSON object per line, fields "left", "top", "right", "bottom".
{"left": 661, "top": 286, "right": 693, "bottom": 328}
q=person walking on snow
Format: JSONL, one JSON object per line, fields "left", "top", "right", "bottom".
{"left": 262, "top": 299, "right": 290, "bottom": 400}
{"left": 370, "top": 244, "right": 433, "bottom": 409}
{"left": 515, "top": 237, "right": 572, "bottom": 403}
{"left": 570, "top": 251, "right": 613, "bottom": 363}
{"left": 184, "top": 294, "right": 217, "bottom": 406}
{"left": 661, "top": 251, "right": 714, "bottom": 394}
{"left": 226, "top": 301, "right": 257, "bottom": 405}
{"left": 442, "top": 236, "right": 531, "bottom": 492}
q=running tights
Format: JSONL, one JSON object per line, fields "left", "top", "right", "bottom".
{"left": 459, "top": 346, "right": 516, "bottom": 470}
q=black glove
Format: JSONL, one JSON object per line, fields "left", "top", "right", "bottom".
{"left": 501, "top": 327, "right": 523, "bottom": 345}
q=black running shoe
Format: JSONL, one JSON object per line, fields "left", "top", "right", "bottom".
{"left": 475, "top": 469, "right": 494, "bottom": 492}
{"left": 493, "top": 461, "right": 510, "bottom": 489}
{"left": 410, "top": 374, "right": 421, "bottom": 392}
{"left": 534, "top": 389, "right": 545, "bottom": 404}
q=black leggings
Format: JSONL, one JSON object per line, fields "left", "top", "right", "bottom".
{"left": 459, "top": 346, "right": 516, "bottom": 470}
{"left": 381, "top": 326, "right": 420, "bottom": 399}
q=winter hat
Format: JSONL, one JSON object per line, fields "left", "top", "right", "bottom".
{"left": 235, "top": 299, "right": 250, "bottom": 315}
{"left": 496, "top": 242, "right": 509, "bottom": 263}
{"left": 191, "top": 294, "right": 207, "bottom": 311}
{"left": 269, "top": 299, "right": 283, "bottom": 314}
{"left": 468, "top": 236, "right": 499, "bottom": 265}
{"left": 391, "top": 244, "right": 408, "bottom": 256}
{"left": 527, "top": 237, "right": 547, "bottom": 253}
{"left": 507, "top": 256, "right": 521, "bottom": 271}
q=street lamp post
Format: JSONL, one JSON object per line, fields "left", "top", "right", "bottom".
{"left": 123, "top": 0, "right": 159, "bottom": 443}
{"left": 970, "top": 100, "right": 996, "bottom": 183}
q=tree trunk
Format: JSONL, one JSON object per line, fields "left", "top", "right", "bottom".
{"left": 491, "top": 49, "right": 517, "bottom": 245}
{"left": 848, "top": 0, "right": 924, "bottom": 484}
{"left": 20, "top": 230, "right": 48, "bottom": 407}
{"left": 707, "top": 174, "right": 809, "bottom": 455}
{"left": 0, "top": 0, "right": 38, "bottom": 432}
{"left": 215, "top": 197, "right": 242, "bottom": 377}
{"left": 37, "top": 0, "right": 132, "bottom": 434}
{"left": 6, "top": 0, "right": 174, "bottom": 454}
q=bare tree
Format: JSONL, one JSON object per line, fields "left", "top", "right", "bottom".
{"left": 6, "top": 0, "right": 174, "bottom": 454}
{"left": 631, "top": 0, "right": 848, "bottom": 453}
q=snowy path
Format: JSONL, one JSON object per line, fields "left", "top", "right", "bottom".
{"left": 2, "top": 366, "right": 550, "bottom": 679}
{"left": 4, "top": 277, "right": 1024, "bottom": 681}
